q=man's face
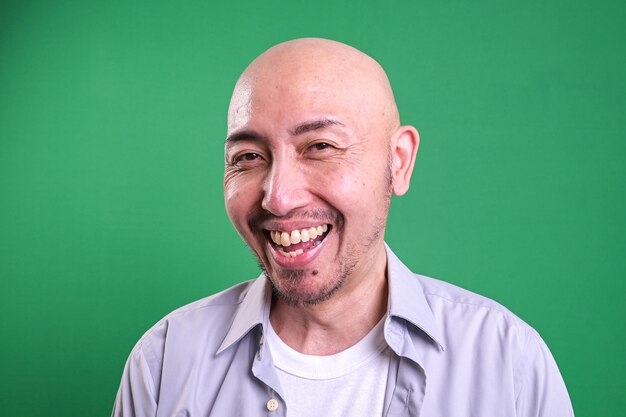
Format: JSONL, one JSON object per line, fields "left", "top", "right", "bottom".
{"left": 224, "top": 56, "right": 395, "bottom": 307}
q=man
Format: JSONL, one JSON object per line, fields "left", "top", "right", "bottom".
{"left": 112, "top": 38, "right": 574, "bottom": 416}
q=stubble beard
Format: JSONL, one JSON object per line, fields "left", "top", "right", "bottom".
{"left": 267, "top": 254, "right": 357, "bottom": 307}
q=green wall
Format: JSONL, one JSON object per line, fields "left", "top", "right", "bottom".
{"left": 1, "top": 0, "right": 624, "bottom": 415}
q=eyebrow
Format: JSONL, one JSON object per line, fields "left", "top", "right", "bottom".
{"left": 289, "top": 118, "right": 345, "bottom": 136}
{"left": 225, "top": 130, "right": 263, "bottom": 145}
{"left": 225, "top": 118, "right": 345, "bottom": 145}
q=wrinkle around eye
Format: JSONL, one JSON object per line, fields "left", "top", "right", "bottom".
{"left": 303, "top": 141, "right": 352, "bottom": 162}
{"left": 225, "top": 152, "right": 268, "bottom": 174}
{"left": 303, "top": 142, "right": 363, "bottom": 169}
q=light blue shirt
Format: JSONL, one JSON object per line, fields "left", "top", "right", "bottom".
{"left": 112, "top": 246, "right": 574, "bottom": 416}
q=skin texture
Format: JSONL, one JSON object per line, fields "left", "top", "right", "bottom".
{"left": 224, "top": 38, "right": 419, "bottom": 355}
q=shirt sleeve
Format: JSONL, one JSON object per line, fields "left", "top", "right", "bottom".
{"left": 111, "top": 340, "right": 158, "bottom": 417}
{"left": 515, "top": 330, "right": 574, "bottom": 417}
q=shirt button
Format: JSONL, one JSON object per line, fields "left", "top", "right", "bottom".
{"left": 266, "top": 398, "right": 279, "bottom": 412}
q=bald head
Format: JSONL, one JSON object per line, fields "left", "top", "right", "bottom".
{"left": 228, "top": 38, "right": 400, "bottom": 138}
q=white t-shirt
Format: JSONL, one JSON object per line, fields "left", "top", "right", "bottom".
{"left": 266, "top": 319, "right": 391, "bottom": 417}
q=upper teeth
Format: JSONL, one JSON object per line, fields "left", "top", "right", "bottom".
{"left": 270, "top": 224, "right": 328, "bottom": 247}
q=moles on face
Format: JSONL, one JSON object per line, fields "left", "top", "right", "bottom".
{"left": 223, "top": 39, "right": 415, "bottom": 307}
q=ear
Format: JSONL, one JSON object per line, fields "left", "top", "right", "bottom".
{"left": 391, "top": 125, "right": 419, "bottom": 196}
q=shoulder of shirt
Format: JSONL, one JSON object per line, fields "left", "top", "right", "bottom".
{"left": 133, "top": 278, "right": 258, "bottom": 348}
{"left": 415, "top": 273, "right": 539, "bottom": 337}
{"left": 411, "top": 273, "right": 556, "bottom": 402}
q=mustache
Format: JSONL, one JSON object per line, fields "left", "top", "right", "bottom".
{"left": 249, "top": 208, "right": 344, "bottom": 231}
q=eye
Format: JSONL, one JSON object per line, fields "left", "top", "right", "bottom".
{"left": 235, "top": 152, "right": 261, "bottom": 163}
{"left": 309, "top": 142, "right": 332, "bottom": 151}
{"left": 229, "top": 152, "right": 266, "bottom": 170}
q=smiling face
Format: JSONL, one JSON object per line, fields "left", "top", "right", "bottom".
{"left": 224, "top": 39, "right": 417, "bottom": 307}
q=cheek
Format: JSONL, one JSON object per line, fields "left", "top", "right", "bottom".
{"left": 308, "top": 164, "right": 370, "bottom": 208}
{"left": 224, "top": 176, "right": 260, "bottom": 227}
{"left": 322, "top": 164, "right": 389, "bottom": 218}
{"left": 224, "top": 183, "right": 242, "bottom": 210}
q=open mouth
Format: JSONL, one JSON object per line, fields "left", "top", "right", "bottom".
{"left": 266, "top": 224, "right": 331, "bottom": 258}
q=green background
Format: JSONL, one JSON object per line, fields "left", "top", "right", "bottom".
{"left": 1, "top": 0, "right": 624, "bottom": 415}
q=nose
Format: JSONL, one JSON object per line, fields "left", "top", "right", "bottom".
{"left": 261, "top": 157, "right": 309, "bottom": 217}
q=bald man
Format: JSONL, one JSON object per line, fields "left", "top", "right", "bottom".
{"left": 112, "top": 39, "right": 574, "bottom": 417}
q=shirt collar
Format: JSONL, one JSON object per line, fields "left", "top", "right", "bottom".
{"left": 217, "top": 274, "right": 271, "bottom": 354}
{"left": 217, "top": 244, "right": 446, "bottom": 354}
{"left": 385, "top": 244, "right": 446, "bottom": 351}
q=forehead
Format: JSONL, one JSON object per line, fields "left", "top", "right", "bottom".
{"left": 228, "top": 72, "right": 366, "bottom": 136}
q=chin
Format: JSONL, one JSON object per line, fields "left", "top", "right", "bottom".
{"left": 267, "top": 263, "right": 352, "bottom": 307}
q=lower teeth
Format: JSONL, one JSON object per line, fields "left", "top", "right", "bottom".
{"left": 281, "top": 248, "right": 303, "bottom": 258}
{"left": 278, "top": 240, "right": 323, "bottom": 258}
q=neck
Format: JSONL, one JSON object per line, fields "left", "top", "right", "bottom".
{"left": 269, "top": 246, "right": 388, "bottom": 355}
